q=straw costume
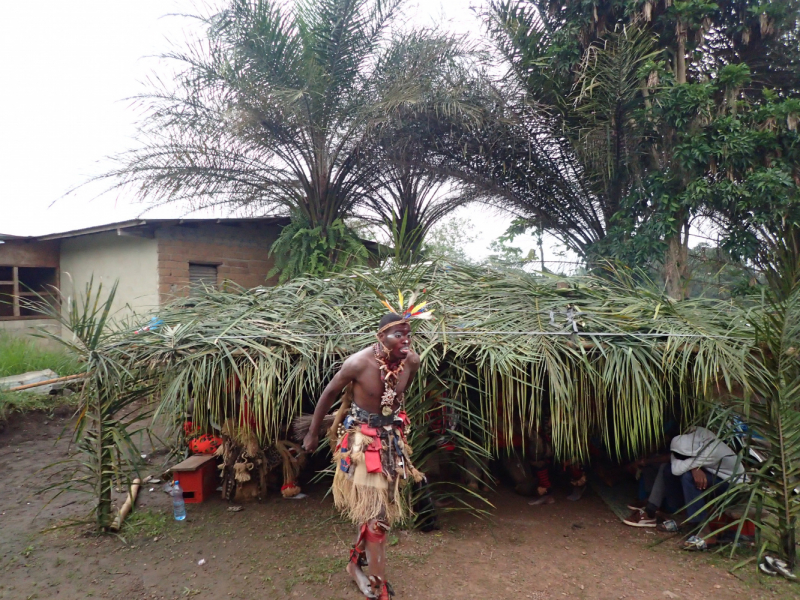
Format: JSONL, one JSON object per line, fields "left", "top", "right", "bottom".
{"left": 301, "top": 291, "right": 432, "bottom": 600}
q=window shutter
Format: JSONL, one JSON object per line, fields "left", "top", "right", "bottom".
{"left": 189, "top": 264, "right": 218, "bottom": 295}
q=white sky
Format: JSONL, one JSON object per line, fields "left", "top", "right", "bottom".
{"left": 0, "top": 0, "right": 568, "bottom": 266}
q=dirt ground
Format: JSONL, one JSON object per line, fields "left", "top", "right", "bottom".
{"left": 1, "top": 411, "right": 797, "bottom": 600}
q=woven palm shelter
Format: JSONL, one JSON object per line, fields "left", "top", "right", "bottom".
{"left": 118, "top": 261, "right": 754, "bottom": 466}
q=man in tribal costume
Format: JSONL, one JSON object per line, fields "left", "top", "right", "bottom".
{"left": 303, "top": 307, "right": 429, "bottom": 600}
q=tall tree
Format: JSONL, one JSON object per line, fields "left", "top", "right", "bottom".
{"left": 479, "top": 0, "right": 800, "bottom": 297}
{"left": 105, "top": 0, "right": 478, "bottom": 276}
{"left": 357, "top": 30, "right": 485, "bottom": 262}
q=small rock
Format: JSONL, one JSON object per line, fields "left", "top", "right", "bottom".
{"left": 198, "top": 559, "right": 206, "bottom": 566}
{"left": 663, "top": 592, "right": 679, "bottom": 599}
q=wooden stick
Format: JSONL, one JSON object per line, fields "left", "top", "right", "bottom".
{"left": 109, "top": 478, "right": 142, "bottom": 532}
{"left": 6, "top": 373, "right": 86, "bottom": 392}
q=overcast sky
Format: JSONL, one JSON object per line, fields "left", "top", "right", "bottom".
{"left": 0, "top": 1, "right": 560, "bottom": 263}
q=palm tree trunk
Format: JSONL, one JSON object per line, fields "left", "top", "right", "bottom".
{"left": 96, "top": 386, "right": 113, "bottom": 530}
{"left": 664, "top": 221, "right": 689, "bottom": 300}
{"left": 676, "top": 19, "right": 687, "bottom": 85}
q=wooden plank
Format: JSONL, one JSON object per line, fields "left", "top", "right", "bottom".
{"left": 171, "top": 454, "right": 216, "bottom": 471}
{"left": 0, "top": 240, "right": 60, "bottom": 268}
{"left": 12, "top": 267, "right": 19, "bottom": 317}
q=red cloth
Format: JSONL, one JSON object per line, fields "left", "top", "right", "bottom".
{"left": 189, "top": 434, "right": 223, "bottom": 455}
{"left": 362, "top": 425, "right": 384, "bottom": 473}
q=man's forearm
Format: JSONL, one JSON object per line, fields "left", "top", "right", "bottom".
{"left": 309, "top": 389, "right": 336, "bottom": 433}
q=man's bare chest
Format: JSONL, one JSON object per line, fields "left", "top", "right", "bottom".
{"left": 353, "top": 360, "right": 413, "bottom": 408}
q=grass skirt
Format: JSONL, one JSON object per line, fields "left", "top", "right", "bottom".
{"left": 332, "top": 424, "right": 423, "bottom": 526}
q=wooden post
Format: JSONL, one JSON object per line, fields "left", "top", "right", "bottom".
{"left": 12, "top": 266, "right": 19, "bottom": 317}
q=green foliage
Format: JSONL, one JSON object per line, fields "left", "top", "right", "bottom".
{"left": 122, "top": 509, "right": 170, "bottom": 540}
{"left": 485, "top": 231, "right": 537, "bottom": 270}
{"left": 106, "top": 0, "right": 479, "bottom": 267}
{"left": 482, "top": 0, "right": 800, "bottom": 297}
{"left": 0, "top": 332, "right": 81, "bottom": 378}
{"left": 114, "top": 260, "right": 754, "bottom": 465}
{"left": 422, "top": 216, "right": 476, "bottom": 263}
{"left": 0, "top": 390, "right": 79, "bottom": 425}
{"left": 28, "top": 280, "right": 155, "bottom": 531}
{"left": 693, "top": 238, "right": 800, "bottom": 568}
{"left": 269, "top": 216, "right": 369, "bottom": 283}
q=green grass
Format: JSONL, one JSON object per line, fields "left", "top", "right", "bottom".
{"left": 0, "top": 390, "right": 79, "bottom": 423}
{"left": 0, "top": 332, "right": 81, "bottom": 378}
{"left": 0, "top": 333, "right": 82, "bottom": 423}
{"left": 121, "top": 509, "right": 171, "bottom": 540}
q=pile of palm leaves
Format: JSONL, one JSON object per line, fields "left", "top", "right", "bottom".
{"left": 116, "top": 261, "right": 754, "bottom": 470}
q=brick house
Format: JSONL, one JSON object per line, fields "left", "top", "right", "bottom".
{"left": 0, "top": 217, "right": 295, "bottom": 338}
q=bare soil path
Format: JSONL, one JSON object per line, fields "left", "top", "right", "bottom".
{"left": 1, "top": 412, "right": 796, "bottom": 600}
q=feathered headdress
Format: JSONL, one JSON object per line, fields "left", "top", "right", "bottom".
{"left": 377, "top": 290, "right": 434, "bottom": 333}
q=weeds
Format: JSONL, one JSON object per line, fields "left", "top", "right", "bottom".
{"left": 0, "top": 332, "right": 81, "bottom": 378}
{"left": 122, "top": 509, "right": 170, "bottom": 540}
{"left": 0, "top": 389, "right": 78, "bottom": 423}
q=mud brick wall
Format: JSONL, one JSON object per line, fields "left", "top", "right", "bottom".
{"left": 156, "top": 222, "right": 283, "bottom": 303}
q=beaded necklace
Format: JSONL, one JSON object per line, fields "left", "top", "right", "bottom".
{"left": 372, "top": 343, "right": 406, "bottom": 416}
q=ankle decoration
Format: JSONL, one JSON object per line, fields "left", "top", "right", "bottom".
{"left": 349, "top": 545, "right": 368, "bottom": 567}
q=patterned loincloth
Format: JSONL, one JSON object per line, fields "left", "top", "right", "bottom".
{"left": 332, "top": 404, "right": 424, "bottom": 525}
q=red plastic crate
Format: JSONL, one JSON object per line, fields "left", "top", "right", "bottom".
{"left": 171, "top": 455, "right": 218, "bottom": 504}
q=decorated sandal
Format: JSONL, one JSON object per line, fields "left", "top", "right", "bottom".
{"left": 658, "top": 519, "right": 681, "bottom": 533}
{"left": 682, "top": 535, "right": 715, "bottom": 551}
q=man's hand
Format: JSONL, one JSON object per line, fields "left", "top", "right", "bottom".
{"left": 303, "top": 431, "right": 319, "bottom": 453}
{"left": 691, "top": 468, "right": 707, "bottom": 490}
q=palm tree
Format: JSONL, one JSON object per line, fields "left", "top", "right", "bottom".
{"left": 105, "top": 0, "right": 480, "bottom": 276}
{"left": 354, "top": 29, "right": 487, "bottom": 263}
{"left": 477, "top": 0, "right": 800, "bottom": 298}
{"left": 32, "top": 281, "right": 155, "bottom": 531}
{"left": 114, "top": 0, "right": 401, "bottom": 222}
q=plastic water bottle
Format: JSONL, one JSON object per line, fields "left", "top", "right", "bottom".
{"left": 171, "top": 480, "right": 186, "bottom": 521}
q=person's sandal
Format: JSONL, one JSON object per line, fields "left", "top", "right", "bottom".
{"left": 657, "top": 519, "right": 681, "bottom": 533}
{"left": 567, "top": 485, "right": 587, "bottom": 501}
{"left": 528, "top": 493, "right": 555, "bottom": 505}
{"left": 682, "top": 535, "right": 716, "bottom": 551}
{"left": 764, "top": 556, "right": 798, "bottom": 580}
{"left": 623, "top": 509, "right": 656, "bottom": 528}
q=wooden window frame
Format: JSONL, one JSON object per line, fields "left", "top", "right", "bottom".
{"left": 0, "top": 265, "right": 58, "bottom": 321}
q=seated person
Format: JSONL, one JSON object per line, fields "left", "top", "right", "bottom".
{"left": 624, "top": 426, "right": 745, "bottom": 548}
{"left": 624, "top": 452, "right": 672, "bottom": 510}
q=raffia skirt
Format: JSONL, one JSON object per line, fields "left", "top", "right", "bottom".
{"left": 332, "top": 420, "right": 424, "bottom": 526}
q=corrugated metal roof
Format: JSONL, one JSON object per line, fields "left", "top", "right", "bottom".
{"left": 33, "top": 216, "right": 290, "bottom": 241}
